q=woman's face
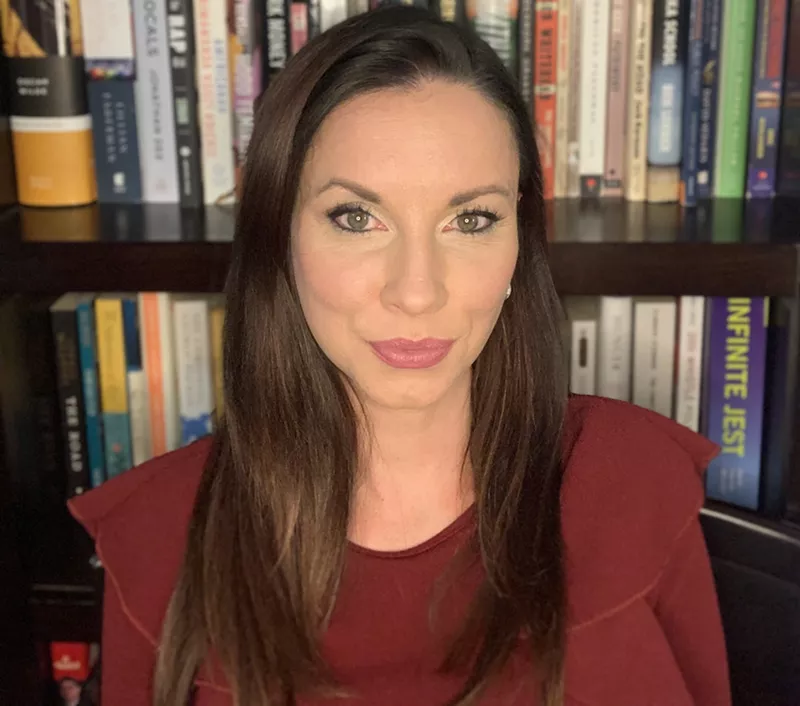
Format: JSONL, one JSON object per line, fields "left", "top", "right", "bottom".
{"left": 291, "top": 80, "right": 519, "bottom": 411}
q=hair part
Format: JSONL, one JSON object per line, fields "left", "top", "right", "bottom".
{"left": 154, "top": 7, "right": 567, "bottom": 706}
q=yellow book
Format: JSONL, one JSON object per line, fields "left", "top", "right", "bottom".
{"left": 209, "top": 296, "right": 225, "bottom": 421}
{"left": 94, "top": 296, "right": 132, "bottom": 476}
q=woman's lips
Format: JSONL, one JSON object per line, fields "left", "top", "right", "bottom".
{"left": 368, "top": 338, "right": 455, "bottom": 369}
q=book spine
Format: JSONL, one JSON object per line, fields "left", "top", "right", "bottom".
{"left": 553, "top": 0, "right": 571, "bottom": 197}
{"left": 647, "top": 0, "right": 688, "bottom": 203}
{"left": 602, "top": 0, "right": 630, "bottom": 197}
{"left": 173, "top": 300, "right": 214, "bottom": 444}
{"left": 696, "top": 0, "right": 723, "bottom": 197}
{"left": 745, "top": 0, "right": 790, "bottom": 198}
{"left": 94, "top": 297, "right": 133, "bottom": 478}
{"left": 86, "top": 80, "right": 142, "bottom": 203}
{"left": 194, "top": 0, "right": 236, "bottom": 204}
{"left": 51, "top": 305, "right": 91, "bottom": 497}
{"left": 234, "top": 0, "right": 255, "bottom": 171}
{"left": 320, "top": 0, "right": 347, "bottom": 31}
{"left": 578, "top": 0, "right": 610, "bottom": 197}
{"left": 122, "top": 297, "right": 151, "bottom": 467}
{"left": 624, "top": 0, "right": 654, "bottom": 201}
{"left": 534, "top": 1, "right": 558, "bottom": 200}
{"left": 713, "top": 0, "right": 757, "bottom": 198}
{"left": 75, "top": 298, "right": 105, "bottom": 488}
{"left": 290, "top": 1, "right": 311, "bottom": 54}
{"left": 139, "top": 293, "right": 165, "bottom": 456}
{"left": 1, "top": 1, "right": 97, "bottom": 207}
{"left": 570, "top": 319, "right": 597, "bottom": 395}
{"left": 674, "top": 295, "right": 705, "bottom": 431}
{"left": 679, "top": 0, "right": 703, "bottom": 206}
{"left": 167, "top": 0, "right": 204, "bottom": 207}
{"left": 705, "top": 297, "right": 768, "bottom": 510}
{"left": 597, "top": 297, "right": 633, "bottom": 401}
{"left": 209, "top": 300, "right": 225, "bottom": 421}
{"left": 466, "top": 0, "right": 519, "bottom": 77}
{"left": 78, "top": 0, "right": 136, "bottom": 76}
{"left": 566, "top": 0, "right": 582, "bottom": 197}
{"left": 777, "top": 0, "right": 800, "bottom": 194}
{"left": 264, "top": 0, "right": 290, "bottom": 89}
{"left": 133, "top": 0, "right": 181, "bottom": 202}
{"left": 517, "top": 0, "right": 534, "bottom": 114}
{"left": 632, "top": 298, "right": 677, "bottom": 417}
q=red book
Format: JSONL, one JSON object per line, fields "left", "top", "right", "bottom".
{"left": 534, "top": 1, "right": 559, "bottom": 199}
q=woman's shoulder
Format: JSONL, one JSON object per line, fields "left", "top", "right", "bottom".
{"left": 68, "top": 437, "right": 212, "bottom": 646}
{"left": 561, "top": 394, "right": 719, "bottom": 628}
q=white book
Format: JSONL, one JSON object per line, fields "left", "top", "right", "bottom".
{"left": 633, "top": 297, "right": 677, "bottom": 417}
{"left": 132, "top": 0, "right": 180, "bottom": 202}
{"left": 674, "top": 296, "right": 706, "bottom": 431}
{"left": 566, "top": 297, "right": 599, "bottom": 395}
{"left": 554, "top": 0, "right": 572, "bottom": 198}
{"left": 194, "top": 0, "right": 236, "bottom": 204}
{"left": 173, "top": 298, "right": 214, "bottom": 445}
{"left": 128, "top": 367, "right": 151, "bottom": 465}
{"left": 597, "top": 296, "right": 632, "bottom": 401}
{"left": 578, "top": 0, "right": 611, "bottom": 195}
{"left": 320, "top": 0, "right": 348, "bottom": 31}
{"left": 79, "top": 0, "right": 135, "bottom": 66}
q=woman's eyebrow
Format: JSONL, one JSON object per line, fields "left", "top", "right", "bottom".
{"left": 315, "top": 178, "right": 513, "bottom": 206}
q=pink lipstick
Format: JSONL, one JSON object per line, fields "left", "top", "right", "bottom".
{"left": 369, "top": 338, "right": 454, "bottom": 369}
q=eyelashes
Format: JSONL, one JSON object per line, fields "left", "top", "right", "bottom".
{"left": 324, "top": 201, "right": 504, "bottom": 235}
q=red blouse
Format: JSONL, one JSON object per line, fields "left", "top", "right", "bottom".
{"left": 68, "top": 395, "right": 732, "bottom": 706}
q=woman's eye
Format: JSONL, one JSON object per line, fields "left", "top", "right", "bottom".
{"left": 447, "top": 211, "right": 499, "bottom": 234}
{"left": 328, "top": 207, "right": 381, "bottom": 233}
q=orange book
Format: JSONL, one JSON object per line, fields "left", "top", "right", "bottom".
{"left": 534, "top": 1, "right": 559, "bottom": 200}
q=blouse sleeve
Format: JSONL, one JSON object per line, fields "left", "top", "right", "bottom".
{"left": 100, "top": 575, "right": 157, "bottom": 706}
{"left": 650, "top": 517, "right": 732, "bottom": 706}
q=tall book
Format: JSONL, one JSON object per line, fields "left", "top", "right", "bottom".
{"left": 565, "top": 0, "right": 582, "bottom": 197}
{"left": 50, "top": 295, "right": 92, "bottom": 497}
{"left": 713, "top": 0, "right": 757, "bottom": 198}
{"left": 679, "top": 0, "right": 704, "bottom": 206}
{"left": 132, "top": 0, "right": 180, "bottom": 202}
{"left": 597, "top": 297, "right": 632, "bottom": 401}
{"left": 167, "top": 0, "right": 204, "bottom": 207}
{"left": 647, "top": 0, "right": 688, "bottom": 203}
{"left": 632, "top": 297, "right": 676, "bottom": 417}
{"left": 534, "top": 1, "right": 558, "bottom": 199}
{"left": 624, "top": 0, "right": 653, "bottom": 201}
{"left": 79, "top": 0, "right": 141, "bottom": 203}
{"left": 674, "top": 296, "right": 705, "bottom": 431}
{"left": 209, "top": 295, "right": 226, "bottom": 422}
{"left": 75, "top": 295, "right": 105, "bottom": 488}
{"left": 578, "top": 0, "right": 610, "bottom": 197}
{"left": 516, "top": 0, "right": 534, "bottom": 114}
{"left": 121, "top": 296, "right": 151, "bottom": 466}
{"left": 173, "top": 297, "right": 215, "bottom": 444}
{"left": 696, "top": 0, "right": 723, "bottom": 197}
{"left": 777, "top": 0, "right": 800, "bottom": 195}
{"left": 704, "top": 297, "right": 768, "bottom": 510}
{"left": 94, "top": 296, "right": 133, "bottom": 477}
{"left": 466, "top": 0, "right": 519, "bottom": 77}
{"left": 745, "top": 0, "right": 790, "bottom": 198}
{"left": 553, "top": 0, "right": 571, "bottom": 197}
{"left": 602, "top": 0, "right": 630, "bottom": 197}
{"left": 263, "top": 0, "right": 290, "bottom": 89}
{"left": 0, "top": 0, "right": 96, "bottom": 206}
{"left": 194, "top": 0, "right": 236, "bottom": 205}
{"left": 565, "top": 297, "right": 599, "bottom": 395}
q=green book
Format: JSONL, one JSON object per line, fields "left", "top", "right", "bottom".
{"left": 713, "top": 0, "right": 757, "bottom": 198}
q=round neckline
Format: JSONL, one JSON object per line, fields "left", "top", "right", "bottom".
{"left": 347, "top": 503, "right": 477, "bottom": 559}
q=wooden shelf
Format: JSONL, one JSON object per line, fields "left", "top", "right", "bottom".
{"left": 0, "top": 199, "right": 799, "bottom": 295}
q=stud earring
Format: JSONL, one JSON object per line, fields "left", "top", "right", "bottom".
{"left": 505, "top": 285, "right": 512, "bottom": 300}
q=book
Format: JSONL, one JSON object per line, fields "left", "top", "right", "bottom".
{"left": 632, "top": 297, "right": 676, "bottom": 417}
{"left": 696, "top": 0, "right": 723, "bottom": 197}
{"left": 777, "top": 0, "right": 800, "bottom": 195}
{"left": 624, "top": 0, "right": 654, "bottom": 201}
{"left": 674, "top": 295, "right": 705, "bottom": 431}
{"left": 466, "top": 0, "right": 519, "bottom": 77}
{"left": 553, "top": 0, "right": 571, "bottom": 198}
{"left": 714, "top": 0, "right": 757, "bottom": 198}
{"left": 679, "top": 0, "right": 704, "bottom": 206}
{"left": 94, "top": 295, "right": 133, "bottom": 477}
{"left": 50, "top": 294, "right": 91, "bottom": 497}
{"left": 566, "top": 297, "right": 599, "bottom": 395}
{"left": 597, "top": 297, "right": 632, "bottom": 401}
{"left": 578, "top": 0, "right": 610, "bottom": 197}
{"left": 75, "top": 295, "right": 105, "bottom": 488}
{"left": 122, "top": 296, "right": 151, "bottom": 466}
{"left": 534, "top": 1, "right": 558, "bottom": 199}
{"left": 565, "top": 0, "right": 582, "bottom": 198}
{"left": 0, "top": 0, "right": 97, "bottom": 206}
{"left": 516, "top": 0, "right": 534, "bottom": 114}
{"left": 704, "top": 297, "right": 768, "bottom": 510}
{"left": 602, "top": 0, "right": 630, "bottom": 197}
{"left": 209, "top": 295, "right": 226, "bottom": 422}
{"left": 745, "top": 0, "right": 790, "bottom": 198}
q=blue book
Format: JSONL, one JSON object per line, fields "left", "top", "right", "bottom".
{"left": 680, "top": 0, "right": 704, "bottom": 206}
{"left": 704, "top": 297, "right": 768, "bottom": 510}
{"left": 76, "top": 295, "right": 106, "bottom": 488}
{"left": 122, "top": 295, "right": 150, "bottom": 466}
{"left": 696, "top": 0, "right": 724, "bottom": 198}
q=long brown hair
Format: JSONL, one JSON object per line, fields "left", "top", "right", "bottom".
{"left": 154, "top": 7, "right": 568, "bottom": 706}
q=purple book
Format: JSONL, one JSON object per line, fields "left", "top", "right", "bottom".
{"left": 704, "top": 297, "right": 768, "bottom": 510}
{"left": 746, "top": 0, "right": 790, "bottom": 198}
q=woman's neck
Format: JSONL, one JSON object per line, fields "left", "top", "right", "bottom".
{"left": 347, "top": 375, "right": 475, "bottom": 551}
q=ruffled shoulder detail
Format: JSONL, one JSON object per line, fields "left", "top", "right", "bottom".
{"left": 561, "top": 395, "right": 719, "bottom": 630}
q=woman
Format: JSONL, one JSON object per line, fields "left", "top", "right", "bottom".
{"left": 69, "top": 7, "right": 731, "bottom": 706}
